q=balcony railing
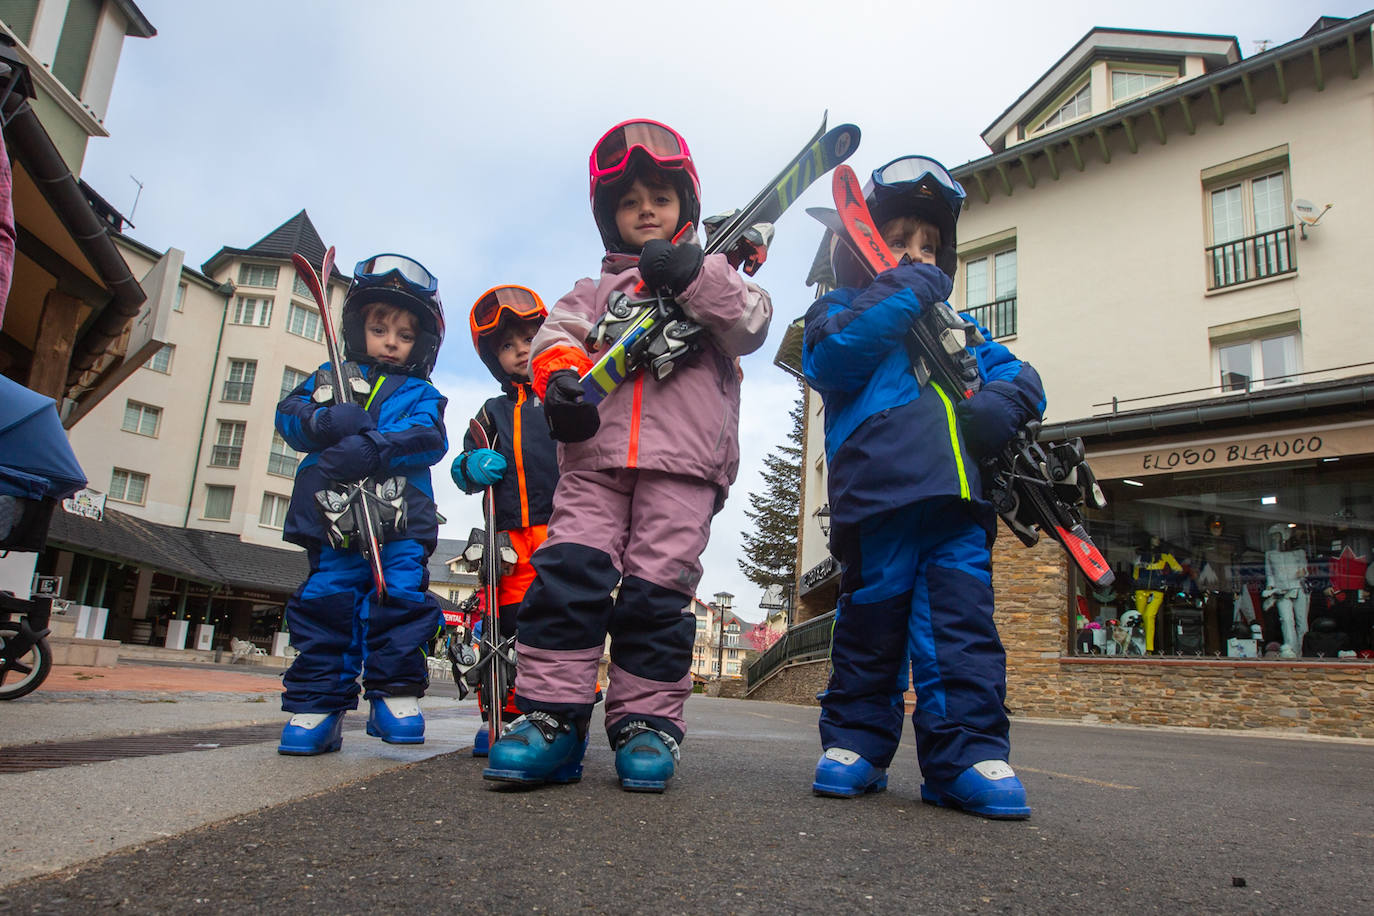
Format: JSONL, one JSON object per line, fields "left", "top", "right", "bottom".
{"left": 222, "top": 380, "right": 254, "bottom": 403}
{"left": 1206, "top": 226, "right": 1296, "bottom": 290}
{"left": 965, "top": 296, "right": 1017, "bottom": 339}
{"left": 210, "top": 445, "right": 242, "bottom": 468}
{"left": 267, "top": 452, "right": 299, "bottom": 477}
{"left": 745, "top": 610, "right": 835, "bottom": 690}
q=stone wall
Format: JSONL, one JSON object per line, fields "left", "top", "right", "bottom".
{"left": 746, "top": 534, "right": 1373, "bottom": 739}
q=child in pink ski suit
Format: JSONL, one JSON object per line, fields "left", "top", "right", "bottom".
{"left": 482, "top": 118, "right": 772, "bottom": 791}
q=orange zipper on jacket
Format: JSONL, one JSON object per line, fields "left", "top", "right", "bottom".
{"left": 514, "top": 386, "right": 530, "bottom": 526}
{"left": 627, "top": 374, "right": 643, "bottom": 468}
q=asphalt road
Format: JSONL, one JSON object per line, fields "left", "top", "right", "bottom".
{"left": 2, "top": 692, "right": 1371, "bottom": 914}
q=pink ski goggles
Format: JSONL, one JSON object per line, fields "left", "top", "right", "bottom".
{"left": 589, "top": 119, "right": 693, "bottom": 185}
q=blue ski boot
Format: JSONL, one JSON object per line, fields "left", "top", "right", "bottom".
{"left": 614, "top": 722, "right": 679, "bottom": 793}
{"left": 366, "top": 696, "right": 425, "bottom": 745}
{"left": 812, "top": 748, "right": 887, "bottom": 797}
{"left": 484, "top": 712, "right": 586, "bottom": 785}
{"left": 472, "top": 723, "right": 490, "bottom": 757}
{"left": 920, "top": 760, "right": 1031, "bottom": 819}
{"left": 278, "top": 711, "right": 345, "bottom": 756}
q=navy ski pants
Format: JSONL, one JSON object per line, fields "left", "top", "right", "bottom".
{"left": 282, "top": 539, "right": 441, "bottom": 714}
{"left": 820, "top": 498, "right": 1010, "bottom": 784}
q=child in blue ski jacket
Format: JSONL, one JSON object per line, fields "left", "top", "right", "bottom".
{"left": 802, "top": 156, "right": 1045, "bottom": 819}
{"left": 273, "top": 253, "right": 449, "bottom": 756}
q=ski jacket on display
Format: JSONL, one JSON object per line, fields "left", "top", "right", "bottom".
{"left": 803, "top": 262, "right": 1044, "bottom": 529}
{"left": 458, "top": 380, "right": 559, "bottom": 532}
{"left": 276, "top": 361, "right": 448, "bottom": 550}
{"left": 531, "top": 228, "right": 771, "bottom": 504}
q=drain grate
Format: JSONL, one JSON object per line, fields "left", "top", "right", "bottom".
{"left": 0, "top": 706, "right": 474, "bottom": 773}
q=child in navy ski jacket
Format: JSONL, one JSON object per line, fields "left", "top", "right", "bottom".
{"left": 803, "top": 156, "right": 1044, "bottom": 818}
{"left": 274, "top": 253, "right": 448, "bottom": 756}
{"left": 482, "top": 119, "right": 772, "bottom": 792}
{"left": 450, "top": 285, "right": 561, "bottom": 756}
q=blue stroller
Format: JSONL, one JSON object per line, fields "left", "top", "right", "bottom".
{"left": 0, "top": 376, "right": 87, "bottom": 699}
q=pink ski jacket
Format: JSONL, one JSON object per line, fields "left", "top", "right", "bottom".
{"left": 531, "top": 236, "right": 771, "bottom": 505}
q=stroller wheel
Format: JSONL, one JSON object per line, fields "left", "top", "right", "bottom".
{"left": 0, "top": 623, "right": 53, "bottom": 700}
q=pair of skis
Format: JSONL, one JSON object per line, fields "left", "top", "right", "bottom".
{"left": 462, "top": 418, "right": 516, "bottom": 738}
{"left": 578, "top": 114, "right": 861, "bottom": 405}
{"left": 292, "top": 249, "right": 391, "bottom": 602}
{"left": 815, "top": 166, "right": 1115, "bottom": 588}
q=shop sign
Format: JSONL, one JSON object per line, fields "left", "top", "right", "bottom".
{"left": 62, "top": 489, "right": 106, "bottom": 521}
{"left": 800, "top": 556, "right": 838, "bottom": 595}
{"left": 1091, "top": 421, "right": 1374, "bottom": 480}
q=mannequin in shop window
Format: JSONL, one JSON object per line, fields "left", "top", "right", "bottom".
{"left": 1194, "top": 514, "right": 1235, "bottom": 654}
{"left": 1133, "top": 535, "right": 1182, "bottom": 653}
{"left": 1263, "top": 524, "right": 1309, "bottom": 659}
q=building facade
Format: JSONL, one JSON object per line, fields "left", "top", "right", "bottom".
{"left": 773, "top": 13, "right": 1374, "bottom": 737}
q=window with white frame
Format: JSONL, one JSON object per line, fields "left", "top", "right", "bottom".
{"left": 1111, "top": 69, "right": 1173, "bottom": 102}
{"left": 211, "top": 421, "right": 246, "bottom": 468}
{"left": 238, "top": 263, "right": 280, "bottom": 288}
{"left": 109, "top": 468, "right": 149, "bottom": 505}
{"left": 121, "top": 400, "right": 161, "bottom": 437}
{"left": 144, "top": 344, "right": 174, "bottom": 374}
{"left": 1035, "top": 82, "right": 1090, "bottom": 132}
{"left": 280, "top": 366, "right": 310, "bottom": 399}
{"left": 287, "top": 302, "right": 324, "bottom": 342}
{"left": 204, "top": 485, "right": 234, "bottom": 521}
{"left": 963, "top": 247, "right": 1018, "bottom": 338}
{"left": 232, "top": 296, "right": 273, "bottom": 327}
{"left": 1205, "top": 164, "right": 1294, "bottom": 290}
{"left": 268, "top": 431, "right": 302, "bottom": 478}
{"left": 1216, "top": 332, "right": 1301, "bottom": 393}
{"left": 292, "top": 274, "right": 315, "bottom": 299}
{"left": 260, "top": 492, "right": 290, "bottom": 529}
{"left": 173, "top": 282, "right": 186, "bottom": 312}
{"left": 222, "top": 359, "right": 257, "bottom": 403}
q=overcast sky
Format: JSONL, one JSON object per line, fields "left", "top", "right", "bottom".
{"left": 79, "top": 0, "right": 1368, "bottom": 621}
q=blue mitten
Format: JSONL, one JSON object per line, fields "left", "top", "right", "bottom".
{"left": 309, "top": 403, "right": 375, "bottom": 447}
{"left": 891, "top": 261, "right": 954, "bottom": 305}
{"left": 955, "top": 382, "right": 1024, "bottom": 459}
{"left": 452, "top": 448, "right": 507, "bottom": 492}
{"left": 315, "top": 434, "right": 381, "bottom": 482}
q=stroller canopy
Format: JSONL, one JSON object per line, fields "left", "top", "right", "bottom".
{"left": 0, "top": 376, "right": 87, "bottom": 501}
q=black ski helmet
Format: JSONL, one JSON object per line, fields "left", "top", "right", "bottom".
{"left": 341, "top": 254, "right": 445, "bottom": 379}
{"left": 469, "top": 284, "right": 547, "bottom": 384}
{"left": 866, "top": 155, "right": 966, "bottom": 280}
{"left": 589, "top": 119, "right": 701, "bottom": 253}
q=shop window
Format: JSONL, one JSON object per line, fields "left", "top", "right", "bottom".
{"left": 232, "top": 296, "right": 273, "bottom": 327}
{"left": 267, "top": 432, "right": 301, "bottom": 478}
{"left": 144, "top": 344, "right": 174, "bottom": 374}
{"left": 1216, "top": 333, "right": 1300, "bottom": 392}
{"left": 109, "top": 468, "right": 148, "bottom": 505}
{"left": 211, "top": 421, "right": 245, "bottom": 468}
{"left": 259, "top": 492, "right": 289, "bottom": 529}
{"left": 1205, "top": 168, "right": 1295, "bottom": 290}
{"left": 238, "top": 263, "right": 280, "bottom": 288}
{"left": 287, "top": 302, "right": 324, "bottom": 342}
{"left": 963, "top": 248, "right": 1017, "bottom": 338}
{"left": 1072, "top": 454, "right": 1374, "bottom": 661}
{"left": 222, "top": 358, "right": 256, "bottom": 403}
{"left": 121, "top": 400, "right": 161, "bottom": 437}
{"left": 203, "top": 485, "right": 234, "bottom": 521}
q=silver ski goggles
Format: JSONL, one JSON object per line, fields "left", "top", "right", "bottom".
{"left": 871, "top": 155, "right": 966, "bottom": 212}
{"left": 353, "top": 254, "right": 439, "bottom": 297}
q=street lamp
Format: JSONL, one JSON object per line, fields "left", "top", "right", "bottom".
{"left": 712, "top": 591, "right": 733, "bottom": 678}
{"left": 814, "top": 504, "right": 832, "bottom": 537}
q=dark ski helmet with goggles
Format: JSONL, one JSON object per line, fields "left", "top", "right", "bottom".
{"left": 589, "top": 118, "right": 701, "bottom": 254}
{"left": 342, "top": 253, "right": 445, "bottom": 379}
{"left": 469, "top": 284, "right": 547, "bottom": 383}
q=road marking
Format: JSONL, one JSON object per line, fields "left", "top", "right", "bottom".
{"left": 1018, "top": 766, "right": 1139, "bottom": 790}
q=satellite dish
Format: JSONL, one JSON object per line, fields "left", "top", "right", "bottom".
{"left": 1292, "top": 198, "right": 1332, "bottom": 239}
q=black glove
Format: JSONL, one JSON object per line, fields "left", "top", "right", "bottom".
{"left": 309, "top": 403, "right": 375, "bottom": 447}
{"left": 315, "top": 433, "right": 381, "bottom": 482}
{"left": 543, "top": 369, "right": 600, "bottom": 443}
{"left": 639, "top": 238, "right": 704, "bottom": 297}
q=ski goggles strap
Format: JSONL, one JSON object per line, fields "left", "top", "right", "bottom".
{"left": 354, "top": 254, "right": 439, "bottom": 296}
{"left": 470, "top": 285, "right": 544, "bottom": 336}
{"left": 590, "top": 119, "right": 692, "bottom": 182}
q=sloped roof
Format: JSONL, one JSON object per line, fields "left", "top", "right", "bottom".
{"left": 199, "top": 209, "right": 339, "bottom": 279}
{"left": 428, "top": 536, "right": 478, "bottom": 585}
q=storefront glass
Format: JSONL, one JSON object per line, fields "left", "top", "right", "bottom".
{"left": 1071, "top": 454, "right": 1374, "bottom": 660}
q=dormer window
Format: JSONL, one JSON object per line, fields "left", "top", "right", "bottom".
{"left": 1110, "top": 69, "right": 1175, "bottom": 103}
{"left": 1034, "top": 82, "right": 1090, "bottom": 133}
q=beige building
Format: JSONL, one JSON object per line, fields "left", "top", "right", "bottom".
{"left": 690, "top": 592, "right": 756, "bottom": 680}
{"left": 764, "top": 13, "right": 1374, "bottom": 738}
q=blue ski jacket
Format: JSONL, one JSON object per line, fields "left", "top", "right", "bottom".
{"left": 276, "top": 362, "right": 448, "bottom": 551}
{"left": 802, "top": 262, "right": 1045, "bottom": 529}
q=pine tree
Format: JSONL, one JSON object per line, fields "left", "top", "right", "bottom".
{"left": 738, "top": 392, "right": 805, "bottom": 591}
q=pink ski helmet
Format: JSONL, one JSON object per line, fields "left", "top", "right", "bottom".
{"left": 589, "top": 118, "right": 701, "bottom": 253}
